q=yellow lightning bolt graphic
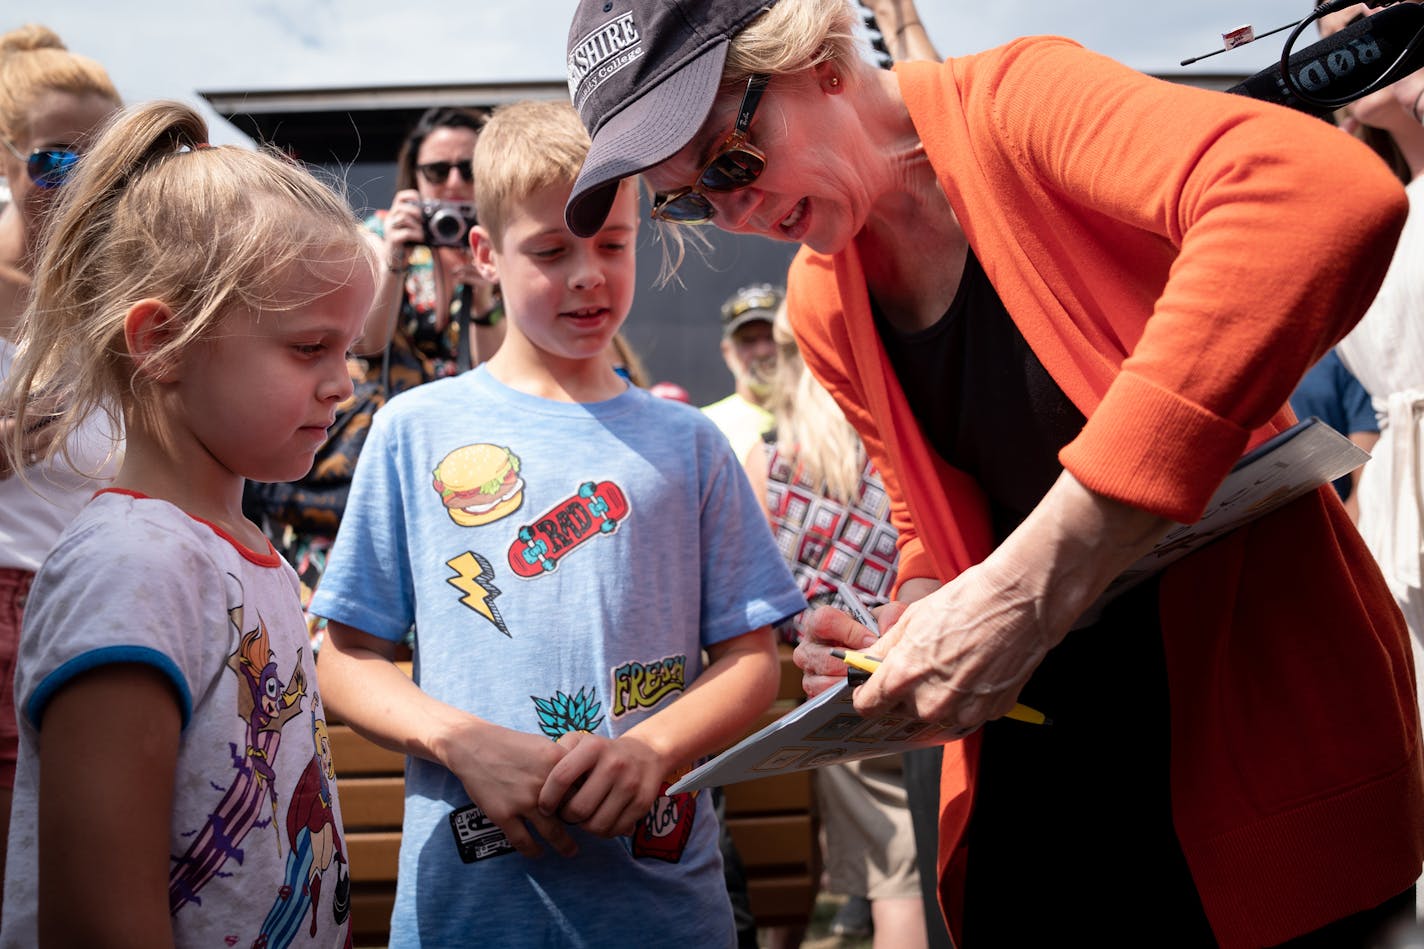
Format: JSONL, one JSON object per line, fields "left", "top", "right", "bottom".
{"left": 445, "top": 551, "right": 509, "bottom": 637}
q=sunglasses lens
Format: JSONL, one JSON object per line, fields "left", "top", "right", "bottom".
{"left": 653, "top": 192, "right": 714, "bottom": 224}
{"left": 700, "top": 149, "right": 764, "bottom": 192}
{"left": 29, "top": 150, "right": 79, "bottom": 189}
{"left": 418, "top": 161, "right": 474, "bottom": 184}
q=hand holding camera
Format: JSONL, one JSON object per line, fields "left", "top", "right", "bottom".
{"left": 378, "top": 191, "right": 482, "bottom": 275}
{"left": 380, "top": 189, "right": 425, "bottom": 269}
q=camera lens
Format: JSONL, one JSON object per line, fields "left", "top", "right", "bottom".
{"left": 421, "top": 200, "right": 476, "bottom": 247}
{"left": 430, "top": 209, "right": 465, "bottom": 243}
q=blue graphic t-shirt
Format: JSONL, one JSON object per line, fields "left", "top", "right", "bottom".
{"left": 311, "top": 366, "right": 805, "bottom": 949}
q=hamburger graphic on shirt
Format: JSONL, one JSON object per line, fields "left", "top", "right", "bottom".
{"left": 432, "top": 444, "right": 524, "bottom": 526}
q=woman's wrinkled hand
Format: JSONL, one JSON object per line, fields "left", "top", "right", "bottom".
{"left": 845, "top": 559, "right": 1055, "bottom": 732}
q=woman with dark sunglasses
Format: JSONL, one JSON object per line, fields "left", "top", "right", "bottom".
{"left": 0, "top": 22, "right": 121, "bottom": 924}
{"left": 563, "top": 0, "right": 1424, "bottom": 946}
{"left": 360, "top": 105, "right": 504, "bottom": 386}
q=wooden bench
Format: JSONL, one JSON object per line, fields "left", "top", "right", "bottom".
{"left": 723, "top": 646, "right": 820, "bottom": 927}
{"left": 330, "top": 646, "right": 816, "bottom": 946}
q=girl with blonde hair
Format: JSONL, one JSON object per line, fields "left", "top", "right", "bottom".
{"left": 0, "top": 99, "right": 375, "bottom": 946}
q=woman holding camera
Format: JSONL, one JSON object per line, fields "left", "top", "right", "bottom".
{"left": 362, "top": 104, "right": 503, "bottom": 387}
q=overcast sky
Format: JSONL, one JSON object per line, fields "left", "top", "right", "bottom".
{"left": 28, "top": 1, "right": 1313, "bottom": 145}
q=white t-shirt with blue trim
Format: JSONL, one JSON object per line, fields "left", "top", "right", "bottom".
{"left": 2, "top": 491, "right": 350, "bottom": 948}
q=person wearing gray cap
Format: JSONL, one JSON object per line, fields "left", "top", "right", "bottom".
{"left": 701, "top": 283, "right": 781, "bottom": 465}
{"left": 563, "top": 0, "right": 1423, "bottom": 946}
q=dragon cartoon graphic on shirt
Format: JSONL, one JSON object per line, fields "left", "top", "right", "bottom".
{"left": 250, "top": 713, "right": 351, "bottom": 948}
{"left": 169, "top": 594, "right": 308, "bottom": 915}
{"left": 250, "top": 712, "right": 350, "bottom": 940}
{"left": 531, "top": 683, "right": 696, "bottom": 863}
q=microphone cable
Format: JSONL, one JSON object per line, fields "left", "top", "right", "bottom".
{"left": 1278, "top": 0, "right": 1424, "bottom": 110}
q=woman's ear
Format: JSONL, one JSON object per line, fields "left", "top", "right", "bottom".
{"left": 813, "top": 60, "right": 844, "bottom": 95}
{"left": 470, "top": 225, "right": 501, "bottom": 284}
{"left": 123, "top": 299, "right": 181, "bottom": 382}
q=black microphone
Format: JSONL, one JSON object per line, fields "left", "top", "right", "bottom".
{"left": 1227, "top": 0, "right": 1424, "bottom": 119}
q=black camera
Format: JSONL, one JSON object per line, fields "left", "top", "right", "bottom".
{"left": 420, "top": 199, "right": 478, "bottom": 248}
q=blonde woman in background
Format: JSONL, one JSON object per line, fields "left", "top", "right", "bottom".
{"left": 745, "top": 304, "right": 928, "bottom": 949}
{"left": 0, "top": 23, "right": 121, "bottom": 913}
{"left": 609, "top": 330, "right": 650, "bottom": 387}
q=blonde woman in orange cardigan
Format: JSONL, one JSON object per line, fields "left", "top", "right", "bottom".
{"left": 561, "top": 0, "right": 1422, "bottom": 945}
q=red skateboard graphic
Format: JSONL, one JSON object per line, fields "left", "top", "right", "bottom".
{"left": 506, "top": 480, "right": 629, "bottom": 578}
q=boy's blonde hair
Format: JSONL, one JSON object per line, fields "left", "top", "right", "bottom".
{"left": 0, "top": 24, "right": 120, "bottom": 146}
{"left": 473, "top": 99, "right": 592, "bottom": 250}
{"left": 1, "top": 99, "right": 375, "bottom": 475}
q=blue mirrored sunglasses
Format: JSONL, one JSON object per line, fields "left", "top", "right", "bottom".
{"left": 3, "top": 139, "right": 81, "bottom": 189}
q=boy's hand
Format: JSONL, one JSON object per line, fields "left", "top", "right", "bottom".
{"left": 537, "top": 732, "right": 666, "bottom": 838}
{"left": 443, "top": 722, "right": 579, "bottom": 859}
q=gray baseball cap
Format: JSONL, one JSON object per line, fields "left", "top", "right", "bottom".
{"left": 564, "top": 0, "right": 778, "bottom": 237}
{"left": 721, "top": 283, "right": 783, "bottom": 337}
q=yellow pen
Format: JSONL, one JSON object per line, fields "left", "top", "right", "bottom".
{"left": 830, "top": 648, "right": 1050, "bottom": 726}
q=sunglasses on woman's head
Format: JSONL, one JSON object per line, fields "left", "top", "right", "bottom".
{"left": 2, "top": 139, "right": 80, "bottom": 189}
{"left": 651, "top": 74, "right": 770, "bottom": 226}
{"left": 416, "top": 159, "right": 475, "bottom": 185}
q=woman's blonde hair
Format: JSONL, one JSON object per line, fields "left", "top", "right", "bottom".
{"left": 609, "top": 331, "right": 650, "bottom": 388}
{"left": 651, "top": 0, "right": 862, "bottom": 283}
{"left": 1, "top": 100, "right": 376, "bottom": 475}
{"left": 474, "top": 99, "right": 593, "bottom": 250}
{"left": 723, "top": 0, "right": 861, "bottom": 85}
{"left": 768, "top": 301, "right": 863, "bottom": 504}
{"left": 0, "top": 24, "right": 120, "bottom": 146}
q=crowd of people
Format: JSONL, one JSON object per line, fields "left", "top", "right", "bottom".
{"left": 2, "top": 0, "right": 1424, "bottom": 946}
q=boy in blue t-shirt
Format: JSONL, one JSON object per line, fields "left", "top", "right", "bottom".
{"left": 311, "top": 100, "right": 806, "bottom": 948}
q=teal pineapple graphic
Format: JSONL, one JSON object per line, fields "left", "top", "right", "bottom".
{"left": 532, "top": 686, "right": 605, "bottom": 739}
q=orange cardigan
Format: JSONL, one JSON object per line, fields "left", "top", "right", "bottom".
{"left": 788, "top": 39, "right": 1423, "bottom": 948}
